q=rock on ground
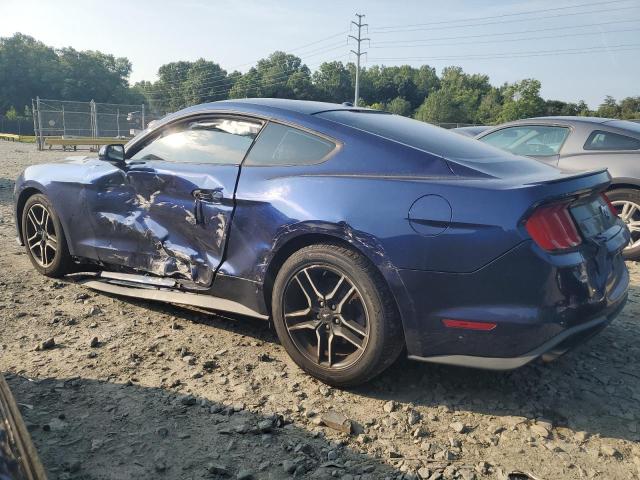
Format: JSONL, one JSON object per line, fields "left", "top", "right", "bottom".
{"left": 1, "top": 141, "right": 640, "bottom": 479}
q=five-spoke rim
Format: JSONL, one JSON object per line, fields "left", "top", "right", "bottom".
{"left": 282, "top": 265, "right": 370, "bottom": 370}
{"left": 612, "top": 200, "right": 640, "bottom": 250}
{"left": 25, "top": 203, "right": 58, "bottom": 267}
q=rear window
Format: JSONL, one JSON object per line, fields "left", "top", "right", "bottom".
{"left": 584, "top": 130, "right": 640, "bottom": 151}
{"left": 316, "top": 110, "right": 520, "bottom": 163}
{"left": 604, "top": 120, "right": 640, "bottom": 134}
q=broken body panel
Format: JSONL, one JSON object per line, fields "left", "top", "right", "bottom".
{"left": 14, "top": 99, "right": 631, "bottom": 368}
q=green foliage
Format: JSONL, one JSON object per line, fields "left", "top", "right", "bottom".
{"left": 414, "top": 89, "right": 463, "bottom": 124}
{"left": 0, "top": 33, "right": 140, "bottom": 114}
{"left": 312, "top": 61, "right": 352, "bottom": 103}
{"left": 229, "top": 51, "right": 313, "bottom": 100}
{"left": 597, "top": 96, "right": 621, "bottom": 118}
{"left": 5, "top": 106, "right": 18, "bottom": 120}
{"left": 368, "top": 102, "right": 385, "bottom": 111}
{"left": 386, "top": 97, "right": 412, "bottom": 116}
{"left": 619, "top": 96, "right": 640, "bottom": 119}
{"left": 476, "top": 88, "right": 503, "bottom": 125}
{"left": 1, "top": 32, "right": 637, "bottom": 125}
{"left": 498, "top": 79, "right": 545, "bottom": 122}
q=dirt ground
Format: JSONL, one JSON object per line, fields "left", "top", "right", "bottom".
{"left": 0, "top": 140, "right": 639, "bottom": 480}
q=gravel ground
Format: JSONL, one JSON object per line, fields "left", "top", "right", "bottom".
{"left": 0, "top": 140, "right": 639, "bottom": 480}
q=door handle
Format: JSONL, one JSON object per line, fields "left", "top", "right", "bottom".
{"left": 193, "top": 188, "right": 223, "bottom": 226}
{"left": 192, "top": 188, "right": 223, "bottom": 203}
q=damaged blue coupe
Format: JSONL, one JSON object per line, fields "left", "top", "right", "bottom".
{"left": 14, "top": 99, "right": 630, "bottom": 386}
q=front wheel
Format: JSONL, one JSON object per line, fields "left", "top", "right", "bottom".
{"left": 608, "top": 188, "right": 640, "bottom": 261}
{"left": 21, "top": 193, "right": 73, "bottom": 277}
{"left": 271, "top": 243, "right": 404, "bottom": 387}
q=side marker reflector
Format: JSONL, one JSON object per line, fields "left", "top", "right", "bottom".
{"left": 442, "top": 319, "right": 497, "bottom": 331}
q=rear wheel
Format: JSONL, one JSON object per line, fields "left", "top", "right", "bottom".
{"left": 21, "top": 194, "right": 73, "bottom": 277}
{"left": 271, "top": 243, "right": 404, "bottom": 387}
{"left": 608, "top": 188, "right": 640, "bottom": 261}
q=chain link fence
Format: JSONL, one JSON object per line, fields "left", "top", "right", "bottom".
{"left": 32, "top": 98, "right": 162, "bottom": 150}
{"left": 0, "top": 116, "right": 35, "bottom": 135}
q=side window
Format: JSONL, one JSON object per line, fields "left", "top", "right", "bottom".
{"left": 244, "top": 122, "right": 336, "bottom": 166}
{"left": 584, "top": 130, "right": 640, "bottom": 151}
{"left": 131, "top": 118, "right": 261, "bottom": 165}
{"left": 480, "top": 126, "right": 570, "bottom": 156}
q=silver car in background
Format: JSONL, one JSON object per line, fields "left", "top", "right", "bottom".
{"left": 476, "top": 116, "right": 640, "bottom": 260}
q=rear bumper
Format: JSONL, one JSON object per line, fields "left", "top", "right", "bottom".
{"left": 408, "top": 298, "right": 625, "bottom": 369}
{"left": 398, "top": 225, "right": 630, "bottom": 368}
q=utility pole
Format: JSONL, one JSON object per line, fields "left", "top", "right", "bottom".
{"left": 348, "top": 13, "right": 369, "bottom": 107}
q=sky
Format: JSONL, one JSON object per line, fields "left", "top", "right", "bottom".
{"left": 1, "top": 0, "right": 639, "bottom": 108}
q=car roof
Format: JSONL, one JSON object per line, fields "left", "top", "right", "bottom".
{"left": 128, "top": 99, "right": 379, "bottom": 151}
{"left": 504, "top": 116, "right": 614, "bottom": 125}
{"left": 178, "top": 98, "right": 366, "bottom": 117}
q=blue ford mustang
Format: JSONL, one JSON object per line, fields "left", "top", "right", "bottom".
{"left": 14, "top": 99, "right": 630, "bottom": 386}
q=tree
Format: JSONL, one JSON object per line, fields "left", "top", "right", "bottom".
{"left": 498, "top": 79, "right": 545, "bottom": 122}
{"left": 414, "top": 89, "right": 463, "bottom": 124}
{"left": 0, "top": 33, "right": 142, "bottom": 114}
{"left": 56, "top": 47, "right": 135, "bottom": 103}
{"left": 183, "top": 59, "right": 231, "bottom": 105}
{"left": 5, "top": 106, "right": 18, "bottom": 120}
{"left": 229, "top": 51, "right": 313, "bottom": 100}
{"left": 438, "top": 66, "right": 491, "bottom": 124}
{"left": 476, "top": 88, "right": 503, "bottom": 125}
{"left": 412, "top": 65, "right": 440, "bottom": 107}
{"left": 155, "top": 61, "right": 194, "bottom": 111}
{"left": 576, "top": 100, "right": 591, "bottom": 116}
{"left": 368, "top": 102, "right": 385, "bottom": 111}
{"left": 312, "top": 61, "right": 352, "bottom": 103}
{"left": 386, "top": 96, "right": 412, "bottom": 116}
{"left": 619, "top": 96, "right": 640, "bottom": 119}
{"left": 596, "top": 96, "right": 620, "bottom": 118}
{"left": 0, "top": 34, "right": 61, "bottom": 113}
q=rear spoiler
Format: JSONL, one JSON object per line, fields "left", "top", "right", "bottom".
{"left": 523, "top": 168, "right": 610, "bottom": 186}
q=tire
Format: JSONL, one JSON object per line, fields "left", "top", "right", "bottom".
{"left": 271, "top": 243, "right": 404, "bottom": 387}
{"left": 607, "top": 188, "right": 640, "bottom": 261}
{"left": 21, "top": 193, "right": 73, "bottom": 277}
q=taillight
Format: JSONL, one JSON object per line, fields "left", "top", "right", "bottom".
{"left": 601, "top": 192, "right": 618, "bottom": 217}
{"left": 525, "top": 202, "right": 582, "bottom": 251}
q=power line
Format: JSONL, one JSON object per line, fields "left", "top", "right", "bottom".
{"left": 368, "top": 26, "right": 640, "bottom": 50}
{"left": 177, "top": 56, "right": 353, "bottom": 108}
{"left": 143, "top": 54, "right": 351, "bottom": 107}
{"left": 367, "top": 42, "right": 640, "bottom": 62}
{"left": 139, "top": 48, "right": 350, "bottom": 101}
{"left": 372, "top": 0, "right": 633, "bottom": 30}
{"left": 370, "top": 4, "right": 640, "bottom": 34}
{"left": 370, "top": 18, "right": 640, "bottom": 46}
{"left": 135, "top": 30, "right": 348, "bottom": 92}
{"left": 138, "top": 41, "right": 349, "bottom": 93}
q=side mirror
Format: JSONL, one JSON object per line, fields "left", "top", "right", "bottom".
{"left": 98, "top": 144, "right": 125, "bottom": 164}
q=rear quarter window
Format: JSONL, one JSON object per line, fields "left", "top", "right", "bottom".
{"left": 244, "top": 122, "right": 336, "bottom": 166}
{"left": 584, "top": 130, "right": 640, "bottom": 151}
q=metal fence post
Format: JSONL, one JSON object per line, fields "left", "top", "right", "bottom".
{"left": 141, "top": 103, "right": 145, "bottom": 130}
{"left": 36, "top": 97, "right": 44, "bottom": 151}
{"left": 116, "top": 108, "right": 120, "bottom": 137}
{"left": 62, "top": 105, "right": 66, "bottom": 137}
{"left": 90, "top": 100, "right": 97, "bottom": 138}
{"left": 31, "top": 99, "right": 39, "bottom": 150}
